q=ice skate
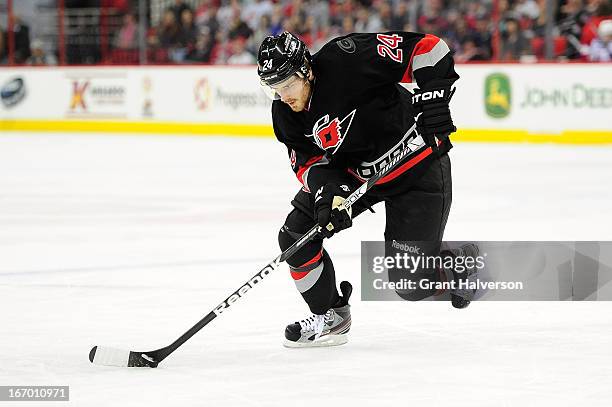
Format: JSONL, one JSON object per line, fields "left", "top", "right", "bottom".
{"left": 284, "top": 281, "right": 352, "bottom": 348}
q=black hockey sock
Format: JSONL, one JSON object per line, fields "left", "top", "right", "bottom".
{"left": 290, "top": 250, "right": 340, "bottom": 315}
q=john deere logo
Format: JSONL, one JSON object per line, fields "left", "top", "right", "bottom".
{"left": 485, "top": 73, "right": 511, "bottom": 119}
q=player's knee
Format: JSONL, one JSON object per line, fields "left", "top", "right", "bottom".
{"left": 278, "top": 209, "right": 314, "bottom": 252}
{"left": 278, "top": 224, "right": 294, "bottom": 252}
{"left": 279, "top": 208, "right": 323, "bottom": 268}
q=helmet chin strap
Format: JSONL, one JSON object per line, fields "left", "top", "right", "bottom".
{"left": 295, "top": 65, "right": 315, "bottom": 108}
{"left": 305, "top": 76, "right": 315, "bottom": 111}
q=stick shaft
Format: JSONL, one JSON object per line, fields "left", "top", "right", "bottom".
{"left": 151, "top": 143, "right": 430, "bottom": 363}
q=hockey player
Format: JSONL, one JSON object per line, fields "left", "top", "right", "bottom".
{"left": 257, "top": 31, "right": 476, "bottom": 348}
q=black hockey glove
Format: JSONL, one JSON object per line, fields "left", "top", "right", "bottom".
{"left": 314, "top": 183, "right": 353, "bottom": 238}
{"left": 412, "top": 79, "right": 457, "bottom": 152}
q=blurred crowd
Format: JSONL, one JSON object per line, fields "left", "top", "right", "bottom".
{"left": 1, "top": 0, "right": 611, "bottom": 65}
{"left": 118, "top": 0, "right": 612, "bottom": 63}
{"left": 493, "top": 0, "right": 612, "bottom": 60}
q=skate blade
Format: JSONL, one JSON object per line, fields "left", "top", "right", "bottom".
{"left": 283, "top": 334, "right": 348, "bottom": 348}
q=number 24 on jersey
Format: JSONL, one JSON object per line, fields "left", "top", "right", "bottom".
{"left": 376, "top": 34, "right": 403, "bottom": 63}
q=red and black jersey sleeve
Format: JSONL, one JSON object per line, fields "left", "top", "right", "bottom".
{"left": 272, "top": 101, "right": 351, "bottom": 193}
{"left": 318, "top": 31, "right": 459, "bottom": 90}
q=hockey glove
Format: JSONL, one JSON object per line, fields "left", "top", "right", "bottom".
{"left": 412, "top": 79, "right": 457, "bottom": 152}
{"left": 314, "top": 183, "right": 353, "bottom": 238}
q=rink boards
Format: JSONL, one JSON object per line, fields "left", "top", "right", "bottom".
{"left": 0, "top": 63, "right": 611, "bottom": 143}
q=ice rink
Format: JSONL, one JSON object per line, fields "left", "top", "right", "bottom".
{"left": 1, "top": 132, "right": 611, "bottom": 407}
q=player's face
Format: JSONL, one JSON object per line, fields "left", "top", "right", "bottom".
{"left": 271, "top": 75, "right": 311, "bottom": 112}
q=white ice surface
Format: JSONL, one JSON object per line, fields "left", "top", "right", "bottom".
{"left": 0, "top": 133, "right": 611, "bottom": 407}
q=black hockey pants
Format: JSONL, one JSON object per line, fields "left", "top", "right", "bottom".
{"left": 278, "top": 153, "right": 452, "bottom": 314}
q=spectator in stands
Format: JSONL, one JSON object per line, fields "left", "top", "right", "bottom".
{"left": 283, "top": 0, "right": 307, "bottom": 21}
{"left": 582, "top": 0, "right": 612, "bottom": 16}
{"left": 228, "top": 7, "right": 253, "bottom": 40}
{"left": 354, "top": 6, "right": 383, "bottom": 32}
{"left": 114, "top": 12, "right": 138, "bottom": 50}
{"left": 187, "top": 27, "right": 215, "bottom": 63}
{"left": 305, "top": 0, "right": 331, "bottom": 33}
{"left": 532, "top": 0, "right": 550, "bottom": 37}
{"left": 377, "top": 2, "right": 392, "bottom": 31}
{"left": 195, "top": 0, "right": 213, "bottom": 24}
{"left": 301, "top": 15, "right": 316, "bottom": 44}
{"left": 250, "top": 14, "right": 271, "bottom": 53}
{"left": 211, "top": 29, "right": 232, "bottom": 64}
{"left": 445, "top": 8, "right": 461, "bottom": 35}
{"left": 179, "top": 9, "right": 198, "bottom": 49}
{"left": 455, "top": 38, "right": 488, "bottom": 62}
{"left": 26, "top": 39, "right": 57, "bottom": 65}
{"left": 243, "top": 0, "right": 274, "bottom": 30}
{"left": 217, "top": 0, "right": 238, "bottom": 29}
{"left": 155, "top": 9, "right": 181, "bottom": 48}
{"left": 308, "top": 23, "right": 328, "bottom": 52}
{"left": 449, "top": 18, "right": 475, "bottom": 52}
{"left": 589, "top": 18, "right": 612, "bottom": 60}
{"left": 160, "top": 8, "right": 199, "bottom": 62}
{"left": 227, "top": 37, "right": 255, "bottom": 64}
{"left": 559, "top": 0, "right": 591, "bottom": 58}
{"left": 498, "top": 0, "right": 511, "bottom": 18}
{"left": 280, "top": 13, "right": 295, "bottom": 33}
{"left": 196, "top": 4, "right": 221, "bottom": 40}
{"left": 515, "top": 0, "right": 541, "bottom": 20}
{"left": 148, "top": 8, "right": 185, "bottom": 62}
{"left": 269, "top": 4, "right": 285, "bottom": 35}
{"left": 500, "top": 17, "right": 532, "bottom": 60}
{"left": 10, "top": 16, "right": 32, "bottom": 64}
{"left": 418, "top": 0, "right": 448, "bottom": 36}
{"left": 0, "top": 31, "right": 6, "bottom": 65}
{"left": 170, "top": 0, "right": 193, "bottom": 24}
{"left": 473, "top": 16, "right": 493, "bottom": 59}
{"left": 66, "top": 12, "right": 100, "bottom": 63}
{"left": 341, "top": 15, "right": 355, "bottom": 34}
{"left": 580, "top": 0, "right": 612, "bottom": 45}
{"left": 390, "top": 1, "right": 410, "bottom": 31}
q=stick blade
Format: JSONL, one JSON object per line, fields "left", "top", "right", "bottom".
{"left": 89, "top": 346, "right": 158, "bottom": 368}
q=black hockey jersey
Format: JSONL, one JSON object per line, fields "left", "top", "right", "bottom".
{"left": 272, "top": 32, "right": 459, "bottom": 196}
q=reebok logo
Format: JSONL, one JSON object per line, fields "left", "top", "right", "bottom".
{"left": 391, "top": 240, "right": 421, "bottom": 254}
{"left": 213, "top": 256, "right": 280, "bottom": 316}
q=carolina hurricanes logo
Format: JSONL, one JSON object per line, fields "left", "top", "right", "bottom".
{"left": 307, "top": 109, "right": 356, "bottom": 154}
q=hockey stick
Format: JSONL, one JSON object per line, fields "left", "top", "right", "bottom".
{"left": 89, "top": 140, "right": 428, "bottom": 368}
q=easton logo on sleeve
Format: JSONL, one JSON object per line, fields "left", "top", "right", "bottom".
{"left": 412, "top": 89, "right": 446, "bottom": 104}
{"left": 307, "top": 109, "right": 356, "bottom": 153}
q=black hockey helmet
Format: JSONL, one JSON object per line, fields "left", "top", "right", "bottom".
{"left": 257, "top": 32, "right": 311, "bottom": 87}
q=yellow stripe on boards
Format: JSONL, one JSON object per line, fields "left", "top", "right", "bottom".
{"left": 453, "top": 129, "right": 612, "bottom": 145}
{"left": 0, "top": 120, "right": 274, "bottom": 137}
{"left": 1, "top": 120, "right": 612, "bottom": 144}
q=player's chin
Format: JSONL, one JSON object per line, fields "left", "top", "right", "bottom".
{"left": 288, "top": 102, "right": 304, "bottom": 112}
